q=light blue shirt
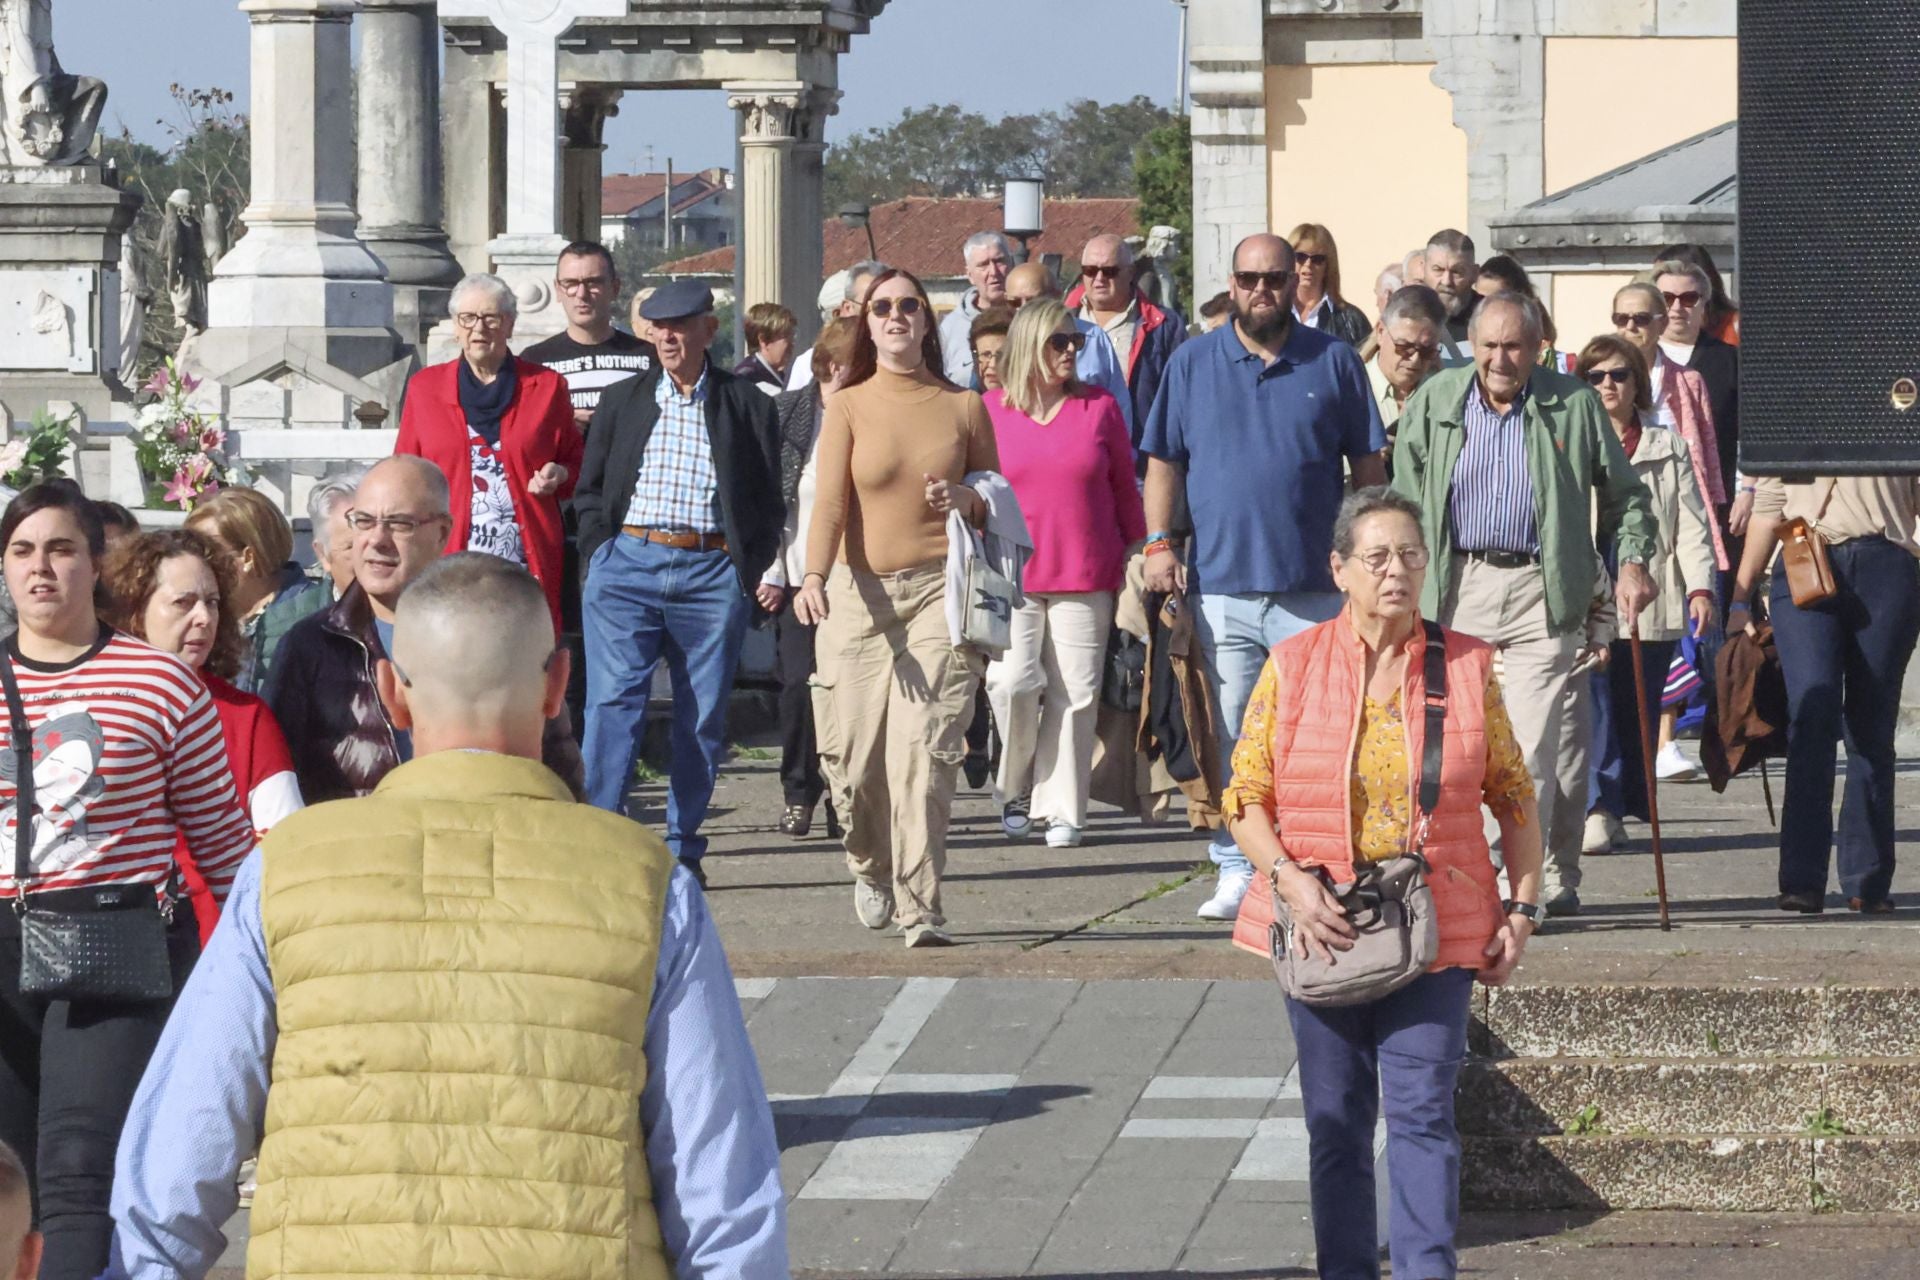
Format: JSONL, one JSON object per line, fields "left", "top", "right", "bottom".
{"left": 107, "top": 849, "right": 788, "bottom": 1280}
{"left": 625, "top": 366, "right": 722, "bottom": 532}
{"left": 1072, "top": 316, "right": 1137, "bottom": 443}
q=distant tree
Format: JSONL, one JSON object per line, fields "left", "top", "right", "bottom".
{"left": 1044, "top": 96, "right": 1176, "bottom": 197}
{"left": 1133, "top": 114, "right": 1192, "bottom": 309}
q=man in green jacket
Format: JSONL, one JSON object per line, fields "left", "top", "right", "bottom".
{"left": 1391, "top": 292, "right": 1658, "bottom": 916}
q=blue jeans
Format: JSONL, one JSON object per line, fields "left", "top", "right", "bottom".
{"left": 1289, "top": 967, "right": 1476, "bottom": 1280}
{"left": 1195, "top": 589, "right": 1343, "bottom": 876}
{"left": 582, "top": 534, "right": 749, "bottom": 859}
{"left": 1586, "top": 638, "right": 1673, "bottom": 823}
{"left": 1769, "top": 536, "right": 1920, "bottom": 902}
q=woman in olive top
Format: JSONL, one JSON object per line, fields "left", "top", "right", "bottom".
{"left": 793, "top": 269, "right": 999, "bottom": 948}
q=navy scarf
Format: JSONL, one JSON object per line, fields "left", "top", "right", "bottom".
{"left": 458, "top": 356, "right": 518, "bottom": 448}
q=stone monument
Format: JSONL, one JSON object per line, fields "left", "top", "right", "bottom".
{"left": 0, "top": 0, "right": 138, "bottom": 485}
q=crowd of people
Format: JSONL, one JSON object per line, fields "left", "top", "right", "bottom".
{"left": 0, "top": 215, "right": 1910, "bottom": 1280}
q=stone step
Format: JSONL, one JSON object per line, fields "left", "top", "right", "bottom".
{"left": 1458, "top": 1058, "right": 1920, "bottom": 1137}
{"left": 1473, "top": 983, "right": 1920, "bottom": 1060}
{"left": 1462, "top": 1134, "right": 1920, "bottom": 1213}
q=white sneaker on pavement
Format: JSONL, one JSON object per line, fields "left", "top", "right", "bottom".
{"left": 854, "top": 880, "right": 893, "bottom": 930}
{"left": 1045, "top": 822, "right": 1082, "bottom": 848}
{"left": 903, "top": 922, "right": 952, "bottom": 948}
{"left": 1582, "top": 811, "right": 1614, "bottom": 855}
{"left": 1196, "top": 870, "right": 1253, "bottom": 920}
{"left": 1655, "top": 741, "right": 1700, "bottom": 782}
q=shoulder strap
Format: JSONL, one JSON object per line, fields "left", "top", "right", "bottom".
{"left": 1416, "top": 619, "right": 1447, "bottom": 839}
{"left": 1, "top": 641, "right": 32, "bottom": 900}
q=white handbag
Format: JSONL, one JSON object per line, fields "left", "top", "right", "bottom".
{"left": 961, "top": 525, "right": 1017, "bottom": 655}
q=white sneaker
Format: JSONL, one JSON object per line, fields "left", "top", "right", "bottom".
{"left": 1045, "top": 822, "right": 1082, "bottom": 848}
{"left": 903, "top": 922, "right": 953, "bottom": 948}
{"left": 1582, "top": 811, "right": 1614, "bottom": 855}
{"left": 1655, "top": 742, "right": 1700, "bottom": 782}
{"left": 854, "top": 880, "right": 893, "bottom": 930}
{"left": 1196, "top": 870, "right": 1253, "bottom": 920}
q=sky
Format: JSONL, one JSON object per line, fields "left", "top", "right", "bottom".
{"left": 71, "top": 0, "right": 1185, "bottom": 174}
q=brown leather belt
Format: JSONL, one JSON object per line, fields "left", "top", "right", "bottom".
{"left": 622, "top": 525, "right": 729, "bottom": 553}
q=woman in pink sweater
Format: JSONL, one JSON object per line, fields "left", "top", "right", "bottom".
{"left": 984, "top": 300, "right": 1146, "bottom": 846}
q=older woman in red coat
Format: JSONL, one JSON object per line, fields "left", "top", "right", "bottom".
{"left": 395, "top": 272, "right": 583, "bottom": 630}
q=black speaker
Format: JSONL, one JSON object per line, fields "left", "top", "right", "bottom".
{"left": 1739, "top": 0, "right": 1920, "bottom": 474}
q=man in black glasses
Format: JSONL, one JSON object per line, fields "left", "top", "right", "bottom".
{"left": 1140, "top": 232, "right": 1388, "bottom": 922}
{"left": 1072, "top": 233, "right": 1186, "bottom": 455}
{"left": 1368, "top": 284, "right": 1447, "bottom": 456}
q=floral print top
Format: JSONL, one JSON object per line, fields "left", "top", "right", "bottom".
{"left": 1221, "top": 660, "right": 1534, "bottom": 862}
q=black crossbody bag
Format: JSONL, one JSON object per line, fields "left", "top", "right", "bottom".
{"left": 4, "top": 647, "right": 174, "bottom": 1003}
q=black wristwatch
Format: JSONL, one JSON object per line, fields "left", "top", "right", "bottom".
{"left": 1503, "top": 899, "right": 1545, "bottom": 924}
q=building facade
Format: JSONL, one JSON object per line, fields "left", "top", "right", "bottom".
{"left": 600, "top": 169, "right": 735, "bottom": 250}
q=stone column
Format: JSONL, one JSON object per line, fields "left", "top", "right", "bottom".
{"left": 197, "top": 0, "right": 402, "bottom": 381}
{"left": 1187, "top": 0, "right": 1270, "bottom": 304}
{"left": 561, "top": 88, "right": 621, "bottom": 246}
{"left": 785, "top": 88, "right": 839, "bottom": 350}
{"left": 726, "top": 84, "right": 801, "bottom": 328}
{"left": 357, "top": 0, "right": 461, "bottom": 348}
{"left": 441, "top": 47, "right": 504, "bottom": 276}
{"left": 1427, "top": 0, "right": 1548, "bottom": 254}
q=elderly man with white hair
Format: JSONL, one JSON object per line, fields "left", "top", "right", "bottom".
{"left": 1071, "top": 231, "right": 1186, "bottom": 455}
{"left": 787, "top": 258, "right": 888, "bottom": 392}
{"left": 938, "top": 229, "right": 1015, "bottom": 384}
{"left": 251, "top": 465, "right": 367, "bottom": 686}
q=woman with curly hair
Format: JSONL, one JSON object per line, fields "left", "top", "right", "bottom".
{"left": 105, "top": 528, "right": 303, "bottom": 941}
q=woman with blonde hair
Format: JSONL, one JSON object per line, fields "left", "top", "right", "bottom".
{"left": 1285, "top": 222, "right": 1371, "bottom": 348}
{"left": 184, "top": 485, "right": 317, "bottom": 691}
{"left": 981, "top": 300, "right": 1144, "bottom": 846}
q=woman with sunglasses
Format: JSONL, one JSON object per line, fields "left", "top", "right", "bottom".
{"left": 1612, "top": 281, "right": 1727, "bottom": 563}
{"left": 981, "top": 300, "right": 1145, "bottom": 848}
{"left": 794, "top": 269, "right": 1001, "bottom": 947}
{"left": 1285, "top": 223, "right": 1371, "bottom": 349}
{"left": 1574, "top": 335, "right": 1715, "bottom": 857}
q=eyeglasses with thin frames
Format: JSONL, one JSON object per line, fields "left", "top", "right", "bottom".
{"left": 455, "top": 312, "right": 508, "bottom": 331}
{"left": 868, "top": 296, "right": 923, "bottom": 319}
{"left": 1351, "top": 546, "right": 1430, "bottom": 576}
{"left": 345, "top": 509, "right": 449, "bottom": 538}
{"left": 556, "top": 277, "right": 611, "bottom": 296}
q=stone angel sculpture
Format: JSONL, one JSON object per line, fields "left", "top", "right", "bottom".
{"left": 0, "top": 0, "right": 105, "bottom": 166}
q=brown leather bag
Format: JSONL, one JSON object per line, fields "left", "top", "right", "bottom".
{"left": 1778, "top": 481, "right": 1838, "bottom": 607}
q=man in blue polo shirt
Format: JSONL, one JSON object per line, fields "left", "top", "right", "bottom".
{"left": 1142, "top": 232, "right": 1388, "bottom": 920}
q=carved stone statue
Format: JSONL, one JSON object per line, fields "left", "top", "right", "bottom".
{"left": 157, "top": 190, "right": 208, "bottom": 337}
{"left": 114, "top": 229, "right": 150, "bottom": 378}
{"left": 201, "top": 199, "right": 227, "bottom": 267}
{"left": 0, "top": 0, "right": 105, "bottom": 167}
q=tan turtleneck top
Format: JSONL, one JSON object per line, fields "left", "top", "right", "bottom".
{"left": 1752, "top": 474, "right": 1920, "bottom": 558}
{"left": 805, "top": 364, "right": 1000, "bottom": 577}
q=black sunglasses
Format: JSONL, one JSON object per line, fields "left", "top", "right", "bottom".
{"left": 869, "top": 296, "right": 923, "bottom": 318}
{"left": 1294, "top": 252, "right": 1329, "bottom": 268}
{"left": 1612, "top": 311, "right": 1660, "bottom": 328}
{"left": 1081, "top": 264, "right": 1124, "bottom": 280}
{"left": 1046, "top": 331, "right": 1089, "bottom": 355}
{"left": 1660, "top": 290, "right": 1703, "bottom": 309}
{"left": 1584, "top": 368, "right": 1635, "bottom": 387}
{"left": 1233, "top": 269, "right": 1293, "bottom": 293}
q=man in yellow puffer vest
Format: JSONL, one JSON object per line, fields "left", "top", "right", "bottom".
{"left": 104, "top": 553, "right": 788, "bottom": 1280}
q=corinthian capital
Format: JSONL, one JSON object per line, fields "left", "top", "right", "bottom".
{"left": 728, "top": 91, "right": 801, "bottom": 141}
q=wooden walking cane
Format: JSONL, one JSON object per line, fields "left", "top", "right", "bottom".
{"left": 1628, "top": 622, "right": 1674, "bottom": 931}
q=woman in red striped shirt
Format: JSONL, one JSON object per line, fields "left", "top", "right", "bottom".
{"left": 0, "top": 481, "right": 256, "bottom": 1280}
{"left": 104, "top": 528, "right": 305, "bottom": 943}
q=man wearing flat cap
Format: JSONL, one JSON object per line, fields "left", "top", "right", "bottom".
{"left": 573, "top": 281, "right": 784, "bottom": 884}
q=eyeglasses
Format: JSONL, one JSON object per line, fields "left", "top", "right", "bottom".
{"left": 455, "top": 312, "right": 508, "bottom": 331}
{"left": 1612, "top": 311, "right": 1660, "bottom": 328}
{"left": 1294, "top": 252, "right": 1329, "bottom": 268}
{"left": 1046, "top": 331, "right": 1089, "bottom": 355}
{"left": 1081, "top": 264, "right": 1124, "bottom": 280}
{"left": 556, "top": 277, "right": 611, "bottom": 295}
{"left": 1233, "top": 270, "right": 1294, "bottom": 293}
{"left": 1352, "top": 546, "right": 1430, "bottom": 575}
{"left": 1390, "top": 338, "right": 1440, "bottom": 362}
{"left": 868, "top": 296, "right": 923, "bottom": 319}
{"left": 1661, "top": 290, "right": 1703, "bottom": 309}
{"left": 1583, "top": 368, "right": 1635, "bottom": 387}
{"left": 973, "top": 347, "right": 1002, "bottom": 367}
{"left": 345, "top": 509, "right": 448, "bottom": 537}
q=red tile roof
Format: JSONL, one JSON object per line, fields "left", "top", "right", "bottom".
{"left": 601, "top": 170, "right": 729, "bottom": 218}
{"left": 656, "top": 195, "right": 1141, "bottom": 278}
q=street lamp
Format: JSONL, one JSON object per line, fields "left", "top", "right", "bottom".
{"left": 838, "top": 202, "right": 878, "bottom": 260}
{"left": 1003, "top": 176, "right": 1044, "bottom": 265}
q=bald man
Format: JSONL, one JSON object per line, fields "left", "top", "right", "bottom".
{"left": 109, "top": 554, "right": 788, "bottom": 1280}
{"left": 1003, "top": 261, "right": 1135, "bottom": 440}
{"left": 1073, "top": 232, "right": 1185, "bottom": 455}
{"left": 266, "top": 456, "right": 584, "bottom": 804}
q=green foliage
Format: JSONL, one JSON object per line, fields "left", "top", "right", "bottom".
{"left": 1802, "top": 1108, "right": 1852, "bottom": 1137}
{"left": 1810, "top": 1178, "right": 1839, "bottom": 1213}
{"left": 1704, "top": 1028, "right": 1725, "bottom": 1055}
{"left": 0, "top": 408, "right": 74, "bottom": 489}
{"left": 1562, "top": 1103, "right": 1607, "bottom": 1136}
{"left": 1133, "top": 115, "right": 1192, "bottom": 308}
{"left": 823, "top": 96, "right": 1177, "bottom": 213}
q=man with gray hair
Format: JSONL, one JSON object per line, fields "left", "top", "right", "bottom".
{"left": 1072, "top": 231, "right": 1185, "bottom": 455}
{"left": 1391, "top": 291, "right": 1659, "bottom": 916}
{"left": 938, "top": 230, "right": 1014, "bottom": 383}
{"left": 1424, "top": 228, "right": 1478, "bottom": 362}
{"left": 786, "top": 258, "right": 888, "bottom": 392}
{"left": 1368, "top": 284, "right": 1447, "bottom": 447}
{"left": 251, "top": 466, "right": 366, "bottom": 688}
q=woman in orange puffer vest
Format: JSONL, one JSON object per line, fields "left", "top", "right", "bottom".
{"left": 1222, "top": 487, "right": 1544, "bottom": 1280}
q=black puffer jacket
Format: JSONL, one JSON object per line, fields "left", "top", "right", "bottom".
{"left": 773, "top": 384, "right": 822, "bottom": 509}
{"left": 265, "top": 583, "right": 584, "bottom": 804}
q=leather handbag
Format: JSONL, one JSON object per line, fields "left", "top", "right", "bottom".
{"left": 1268, "top": 620, "right": 1445, "bottom": 1008}
{"left": 5, "top": 647, "right": 173, "bottom": 1004}
{"left": 1778, "top": 480, "right": 1838, "bottom": 608}
{"left": 1101, "top": 628, "right": 1146, "bottom": 713}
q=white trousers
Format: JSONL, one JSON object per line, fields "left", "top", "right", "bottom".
{"left": 985, "top": 590, "right": 1116, "bottom": 830}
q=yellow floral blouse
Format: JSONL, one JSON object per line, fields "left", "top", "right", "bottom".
{"left": 1221, "top": 662, "right": 1535, "bottom": 862}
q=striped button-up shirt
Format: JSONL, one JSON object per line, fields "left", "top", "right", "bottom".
{"left": 625, "top": 365, "right": 722, "bottom": 532}
{"left": 1448, "top": 377, "right": 1539, "bottom": 555}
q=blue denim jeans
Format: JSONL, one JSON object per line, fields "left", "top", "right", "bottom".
{"left": 1288, "top": 967, "right": 1477, "bottom": 1280}
{"left": 1194, "top": 589, "right": 1344, "bottom": 875}
{"left": 1586, "top": 638, "right": 1673, "bottom": 823}
{"left": 581, "top": 534, "right": 749, "bottom": 859}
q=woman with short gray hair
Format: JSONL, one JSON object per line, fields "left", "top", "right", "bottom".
{"left": 1223, "top": 485, "right": 1542, "bottom": 1280}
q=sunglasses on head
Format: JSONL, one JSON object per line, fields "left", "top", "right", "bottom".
{"left": 1081, "top": 264, "right": 1124, "bottom": 280}
{"left": 1584, "top": 368, "right": 1635, "bottom": 387}
{"left": 1046, "top": 331, "right": 1089, "bottom": 355}
{"left": 1661, "top": 290, "right": 1703, "bottom": 309}
{"left": 1294, "top": 252, "right": 1329, "bottom": 268}
{"left": 1612, "top": 311, "right": 1659, "bottom": 328}
{"left": 868, "top": 296, "right": 923, "bottom": 318}
{"left": 1233, "top": 269, "right": 1293, "bottom": 292}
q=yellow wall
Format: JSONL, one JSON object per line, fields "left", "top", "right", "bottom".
{"left": 1266, "top": 64, "right": 1468, "bottom": 318}
{"left": 1543, "top": 38, "right": 1738, "bottom": 193}
{"left": 1549, "top": 273, "right": 1637, "bottom": 357}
